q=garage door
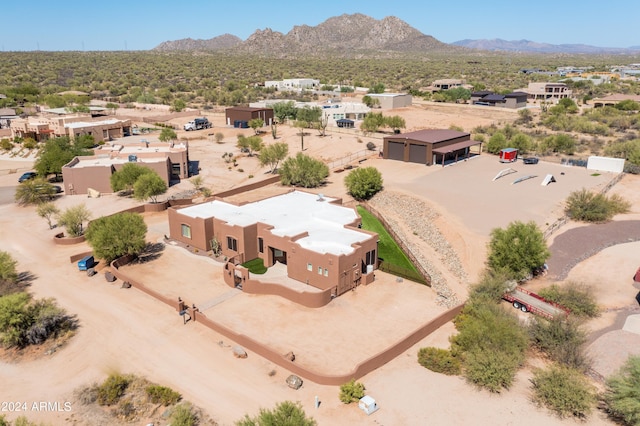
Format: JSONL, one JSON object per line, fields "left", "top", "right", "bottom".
{"left": 408, "top": 144, "right": 427, "bottom": 164}
{"left": 386, "top": 141, "right": 404, "bottom": 161}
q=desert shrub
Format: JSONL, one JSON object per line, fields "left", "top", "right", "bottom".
{"left": 96, "top": 374, "right": 132, "bottom": 406}
{"left": 531, "top": 365, "right": 596, "bottom": 418}
{"left": 529, "top": 317, "right": 591, "bottom": 371}
{"left": 537, "top": 282, "right": 599, "bottom": 318}
{"left": 279, "top": 153, "right": 329, "bottom": 188}
{"left": 451, "top": 301, "right": 528, "bottom": 392}
{"left": 0, "top": 139, "right": 13, "bottom": 151}
{"left": 339, "top": 379, "right": 366, "bottom": 404}
{"left": 116, "top": 399, "right": 136, "bottom": 420}
{"left": 417, "top": 347, "right": 461, "bottom": 375}
{"left": 604, "top": 355, "right": 640, "bottom": 426}
{"left": 565, "top": 189, "right": 630, "bottom": 222}
{"left": 466, "top": 269, "right": 512, "bottom": 304}
{"left": 464, "top": 348, "right": 522, "bottom": 392}
{"left": 0, "top": 414, "right": 8, "bottom": 426}
{"left": 487, "top": 221, "right": 549, "bottom": 281}
{"left": 236, "top": 401, "right": 316, "bottom": 426}
{"left": 485, "top": 131, "right": 508, "bottom": 154}
{"left": 146, "top": 385, "right": 182, "bottom": 406}
{"left": 344, "top": 167, "right": 383, "bottom": 201}
{"left": 0, "top": 292, "right": 76, "bottom": 348}
{"left": 169, "top": 403, "right": 199, "bottom": 426}
{"left": 76, "top": 383, "right": 99, "bottom": 405}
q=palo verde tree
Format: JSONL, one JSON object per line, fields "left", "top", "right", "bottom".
{"left": 236, "top": 401, "right": 316, "bottom": 426}
{"left": 258, "top": 142, "right": 289, "bottom": 173}
{"left": 344, "top": 167, "right": 383, "bottom": 201}
{"left": 85, "top": 212, "right": 148, "bottom": 263}
{"left": 110, "top": 163, "right": 152, "bottom": 193}
{"left": 14, "top": 178, "right": 57, "bottom": 206}
{"left": 487, "top": 221, "right": 550, "bottom": 281}
{"left": 279, "top": 153, "right": 329, "bottom": 188}
{"left": 57, "top": 204, "right": 91, "bottom": 237}
{"left": 158, "top": 127, "right": 177, "bottom": 142}
{"left": 248, "top": 118, "right": 264, "bottom": 135}
{"left": 37, "top": 202, "right": 60, "bottom": 229}
{"left": 34, "top": 136, "right": 92, "bottom": 179}
{"left": 133, "top": 172, "right": 167, "bottom": 203}
{"left": 0, "top": 251, "right": 18, "bottom": 288}
{"left": 360, "top": 112, "right": 386, "bottom": 134}
{"left": 237, "top": 135, "right": 264, "bottom": 157}
{"left": 272, "top": 101, "right": 297, "bottom": 123}
{"left": 604, "top": 355, "right": 640, "bottom": 425}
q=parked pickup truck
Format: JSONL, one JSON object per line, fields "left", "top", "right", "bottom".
{"left": 503, "top": 285, "right": 570, "bottom": 319}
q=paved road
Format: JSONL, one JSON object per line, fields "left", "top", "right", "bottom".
{"left": 547, "top": 220, "right": 640, "bottom": 280}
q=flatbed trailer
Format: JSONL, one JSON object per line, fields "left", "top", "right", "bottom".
{"left": 503, "top": 286, "right": 569, "bottom": 319}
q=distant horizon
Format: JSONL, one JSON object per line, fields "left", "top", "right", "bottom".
{"left": 1, "top": 1, "right": 638, "bottom": 51}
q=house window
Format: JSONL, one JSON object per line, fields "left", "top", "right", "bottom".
{"left": 318, "top": 266, "right": 322, "bottom": 275}
{"left": 307, "top": 263, "right": 312, "bottom": 271}
{"left": 324, "top": 268, "right": 328, "bottom": 277}
{"left": 258, "top": 237, "right": 264, "bottom": 253}
{"left": 226, "top": 236, "right": 237, "bottom": 251}
{"left": 365, "top": 249, "right": 376, "bottom": 265}
{"left": 181, "top": 224, "right": 191, "bottom": 239}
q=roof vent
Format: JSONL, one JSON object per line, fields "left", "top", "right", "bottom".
{"left": 317, "top": 193, "right": 325, "bottom": 202}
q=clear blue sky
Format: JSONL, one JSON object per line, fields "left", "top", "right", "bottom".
{"left": 1, "top": 0, "right": 638, "bottom": 51}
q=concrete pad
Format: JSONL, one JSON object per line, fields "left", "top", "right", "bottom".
{"left": 623, "top": 314, "right": 640, "bottom": 335}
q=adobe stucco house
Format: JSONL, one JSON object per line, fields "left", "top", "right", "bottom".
{"left": 10, "top": 116, "right": 132, "bottom": 143}
{"left": 168, "top": 190, "right": 379, "bottom": 297}
{"left": 61, "top": 140, "right": 189, "bottom": 195}
{"left": 383, "top": 129, "right": 482, "bottom": 166}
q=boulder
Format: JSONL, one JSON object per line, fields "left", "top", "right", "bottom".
{"left": 104, "top": 271, "right": 116, "bottom": 282}
{"left": 286, "top": 374, "right": 303, "bottom": 390}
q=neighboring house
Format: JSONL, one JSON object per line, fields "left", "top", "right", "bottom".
{"left": 42, "top": 106, "right": 108, "bottom": 117}
{"left": 0, "top": 108, "right": 17, "bottom": 129}
{"left": 427, "top": 79, "right": 473, "bottom": 92}
{"left": 591, "top": 94, "right": 640, "bottom": 108}
{"left": 383, "top": 129, "right": 482, "bottom": 166}
{"left": 367, "top": 93, "right": 412, "bottom": 110}
{"left": 265, "top": 78, "right": 320, "bottom": 91}
{"left": 470, "top": 91, "right": 528, "bottom": 109}
{"left": 250, "top": 100, "right": 370, "bottom": 126}
{"left": 61, "top": 140, "right": 189, "bottom": 195}
{"left": 10, "top": 116, "right": 132, "bottom": 143}
{"left": 225, "top": 107, "right": 274, "bottom": 128}
{"left": 517, "top": 82, "right": 572, "bottom": 102}
{"left": 168, "top": 190, "right": 378, "bottom": 297}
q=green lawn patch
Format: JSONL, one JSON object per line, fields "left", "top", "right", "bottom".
{"left": 242, "top": 258, "right": 267, "bottom": 274}
{"left": 357, "top": 206, "right": 423, "bottom": 282}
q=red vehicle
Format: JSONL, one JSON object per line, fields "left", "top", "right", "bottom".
{"left": 634, "top": 267, "right": 640, "bottom": 283}
{"left": 503, "top": 286, "right": 570, "bottom": 319}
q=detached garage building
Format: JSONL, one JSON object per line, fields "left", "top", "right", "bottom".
{"left": 225, "top": 107, "right": 274, "bottom": 128}
{"left": 383, "top": 129, "right": 481, "bottom": 166}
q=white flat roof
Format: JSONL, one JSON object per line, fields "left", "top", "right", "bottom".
{"left": 179, "top": 191, "right": 373, "bottom": 256}
{"left": 72, "top": 157, "right": 166, "bottom": 168}
{"left": 65, "top": 119, "right": 122, "bottom": 129}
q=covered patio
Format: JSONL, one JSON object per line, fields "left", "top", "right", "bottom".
{"left": 432, "top": 139, "right": 483, "bottom": 166}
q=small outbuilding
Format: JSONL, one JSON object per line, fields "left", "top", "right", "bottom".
{"left": 336, "top": 118, "right": 354, "bottom": 128}
{"left": 358, "top": 395, "right": 379, "bottom": 415}
{"left": 225, "top": 107, "right": 274, "bottom": 127}
{"left": 383, "top": 129, "right": 481, "bottom": 166}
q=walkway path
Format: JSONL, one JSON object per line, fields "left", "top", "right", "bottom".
{"left": 547, "top": 220, "right": 640, "bottom": 280}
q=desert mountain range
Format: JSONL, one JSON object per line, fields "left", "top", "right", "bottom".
{"left": 153, "top": 13, "right": 640, "bottom": 56}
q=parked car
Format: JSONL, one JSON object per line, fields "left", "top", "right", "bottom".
{"left": 18, "top": 171, "right": 37, "bottom": 183}
{"left": 523, "top": 157, "right": 539, "bottom": 165}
